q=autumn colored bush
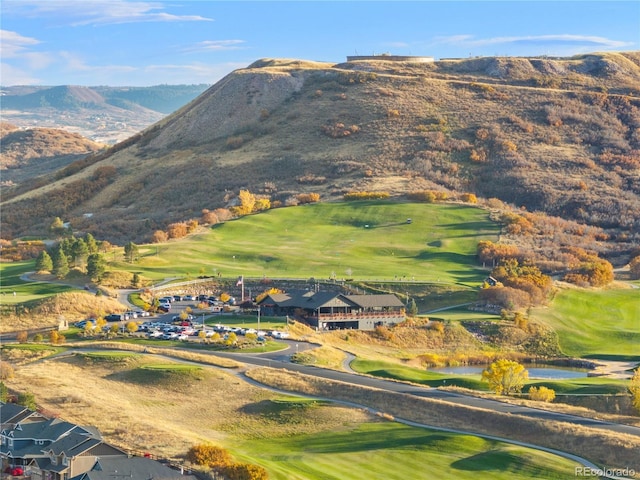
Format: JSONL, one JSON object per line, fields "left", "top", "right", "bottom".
{"left": 186, "top": 444, "right": 232, "bottom": 469}
{"left": 167, "top": 222, "right": 188, "bottom": 239}
{"left": 321, "top": 122, "right": 360, "bottom": 138}
{"left": 151, "top": 230, "right": 168, "bottom": 243}
{"left": 529, "top": 386, "right": 556, "bottom": 403}
{"left": 343, "top": 191, "right": 390, "bottom": 200}
{"left": 296, "top": 193, "right": 320, "bottom": 204}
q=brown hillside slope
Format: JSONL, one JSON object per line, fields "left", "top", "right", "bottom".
{"left": 0, "top": 126, "right": 105, "bottom": 185}
{"left": 1, "top": 53, "right": 639, "bottom": 254}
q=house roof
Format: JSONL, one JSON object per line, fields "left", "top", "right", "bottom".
{"left": 10, "top": 418, "right": 87, "bottom": 441}
{"left": 71, "top": 456, "right": 198, "bottom": 480}
{"left": 260, "top": 290, "right": 403, "bottom": 310}
{"left": 43, "top": 432, "right": 103, "bottom": 457}
{"left": 346, "top": 294, "right": 405, "bottom": 308}
{"left": 1, "top": 403, "right": 48, "bottom": 430}
{"left": 1, "top": 403, "right": 30, "bottom": 425}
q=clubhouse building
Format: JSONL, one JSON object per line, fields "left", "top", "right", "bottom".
{"left": 258, "top": 290, "right": 405, "bottom": 330}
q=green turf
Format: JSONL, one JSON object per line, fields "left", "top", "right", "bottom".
{"left": 351, "top": 359, "right": 487, "bottom": 390}
{"left": 118, "top": 201, "right": 500, "bottom": 286}
{"left": 231, "top": 422, "right": 582, "bottom": 480}
{"left": 81, "top": 351, "right": 141, "bottom": 362}
{"left": 530, "top": 287, "right": 640, "bottom": 359}
{"left": 0, "top": 260, "right": 73, "bottom": 303}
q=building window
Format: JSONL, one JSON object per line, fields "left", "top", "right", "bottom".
{"left": 62, "top": 457, "right": 68, "bottom": 466}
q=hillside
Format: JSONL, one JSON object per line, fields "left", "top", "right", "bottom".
{"left": 2, "top": 53, "right": 639, "bottom": 261}
{"left": 0, "top": 84, "right": 210, "bottom": 144}
{"left": 0, "top": 122, "right": 106, "bottom": 186}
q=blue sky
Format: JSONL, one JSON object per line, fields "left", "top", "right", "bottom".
{"left": 1, "top": 1, "right": 639, "bottom": 86}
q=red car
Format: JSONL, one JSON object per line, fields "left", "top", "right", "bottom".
{"left": 11, "top": 467, "right": 24, "bottom": 476}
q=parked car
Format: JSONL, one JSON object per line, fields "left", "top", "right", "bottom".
{"left": 74, "top": 319, "right": 95, "bottom": 329}
{"left": 105, "top": 313, "right": 128, "bottom": 322}
{"left": 173, "top": 295, "right": 182, "bottom": 301}
{"left": 183, "top": 295, "right": 195, "bottom": 301}
{"left": 158, "top": 303, "right": 171, "bottom": 312}
{"left": 125, "top": 311, "right": 138, "bottom": 319}
{"left": 159, "top": 296, "right": 173, "bottom": 303}
{"left": 271, "top": 331, "right": 290, "bottom": 339}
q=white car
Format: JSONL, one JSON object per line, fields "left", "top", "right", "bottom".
{"left": 271, "top": 331, "right": 290, "bottom": 339}
{"left": 178, "top": 334, "right": 189, "bottom": 341}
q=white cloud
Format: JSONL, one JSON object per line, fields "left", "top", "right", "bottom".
{"left": 1, "top": 1, "right": 213, "bottom": 26}
{"left": 182, "top": 40, "right": 246, "bottom": 53}
{"left": 0, "top": 62, "right": 42, "bottom": 85}
{"left": 433, "top": 34, "right": 633, "bottom": 50}
{"left": 0, "top": 30, "right": 40, "bottom": 58}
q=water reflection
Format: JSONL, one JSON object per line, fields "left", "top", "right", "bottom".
{"left": 429, "top": 365, "right": 589, "bottom": 379}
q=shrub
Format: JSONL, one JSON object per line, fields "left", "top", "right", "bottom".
{"left": 220, "top": 462, "right": 269, "bottom": 480}
{"left": 49, "top": 330, "right": 66, "bottom": 345}
{"left": 529, "top": 385, "right": 556, "bottom": 402}
{"left": 226, "top": 136, "right": 245, "bottom": 149}
{"left": 201, "top": 210, "right": 219, "bottom": 225}
{"left": 460, "top": 193, "right": 478, "bottom": 204}
{"left": 321, "top": 123, "right": 360, "bottom": 138}
{"left": 16, "top": 331, "right": 28, "bottom": 343}
{"left": 343, "top": 191, "right": 390, "bottom": 200}
{"left": 167, "top": 223, "right": 188, "bottom": 239}
{"left": 296, "top": 193, "right": 320, "bottom": 204}
{"left": 186, "top": 444, "right": 232, "bottom": 468}
{"left": 0, "top": 363, "right": 15, "bottom": 380}
{"left": 407, "top": 190, "right": 436, "bottom": 203}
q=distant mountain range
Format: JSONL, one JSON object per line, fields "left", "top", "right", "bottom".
{"left": 0, "top": 84, "right": 210, "bottom": 143}
{"left": 2, "top": 53, "right": 639, "bottom": 266}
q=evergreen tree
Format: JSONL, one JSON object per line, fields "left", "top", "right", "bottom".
{"left": 71, "top": 237, "right": 89, "bottom": 268}
{"left": 124, "top": 242, "right": 139, "bottom": 263}
{"left": 60, "top": 237, "right": 75, "bottom": 258}
{"left": 35, "top": 250, "right": 53, "bottom": 273}
{"left": 407, "top": 298, "right": 418, "bottom": 316}
{"left": 85, "top": 233, "right": 99, "bottom": 254}
{"left": 52, "top": 247, "right": 70, "bottom": 279}
{"left": 17, "top": 391, "right": 37, "bottom": 410}
{"left": 87, "top": 253, "right": 106, "bottom": 282}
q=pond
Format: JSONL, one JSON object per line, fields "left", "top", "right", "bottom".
{"left": 429, "top": 364, "right": 589, "bottom": 379}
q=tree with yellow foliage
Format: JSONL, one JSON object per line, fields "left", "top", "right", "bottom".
{"left": 482, "top": 359, "right": 528, "bottom": 395}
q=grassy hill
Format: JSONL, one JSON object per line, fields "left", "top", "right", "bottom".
{"left": 530, "top": 285, "right": 640, "bottom": 359}
{"left": 0, "top": 123, "right": 106, "bottom": 186}
{"left": 119, "top": 201, "right": 499, "bottom": 285}
{"left": 2, "top": 53, "right": 639, "bottom": 261}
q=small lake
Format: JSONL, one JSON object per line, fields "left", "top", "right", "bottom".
{"left": 429, "top": 365, "right": 589, "bottom": 380}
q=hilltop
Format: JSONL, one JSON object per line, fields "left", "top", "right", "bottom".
{"left": 0, "top": 122, "right": 106, "bottom": 186}
{"left": 1, "top": 52, "right": 639, "bottom": 262}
